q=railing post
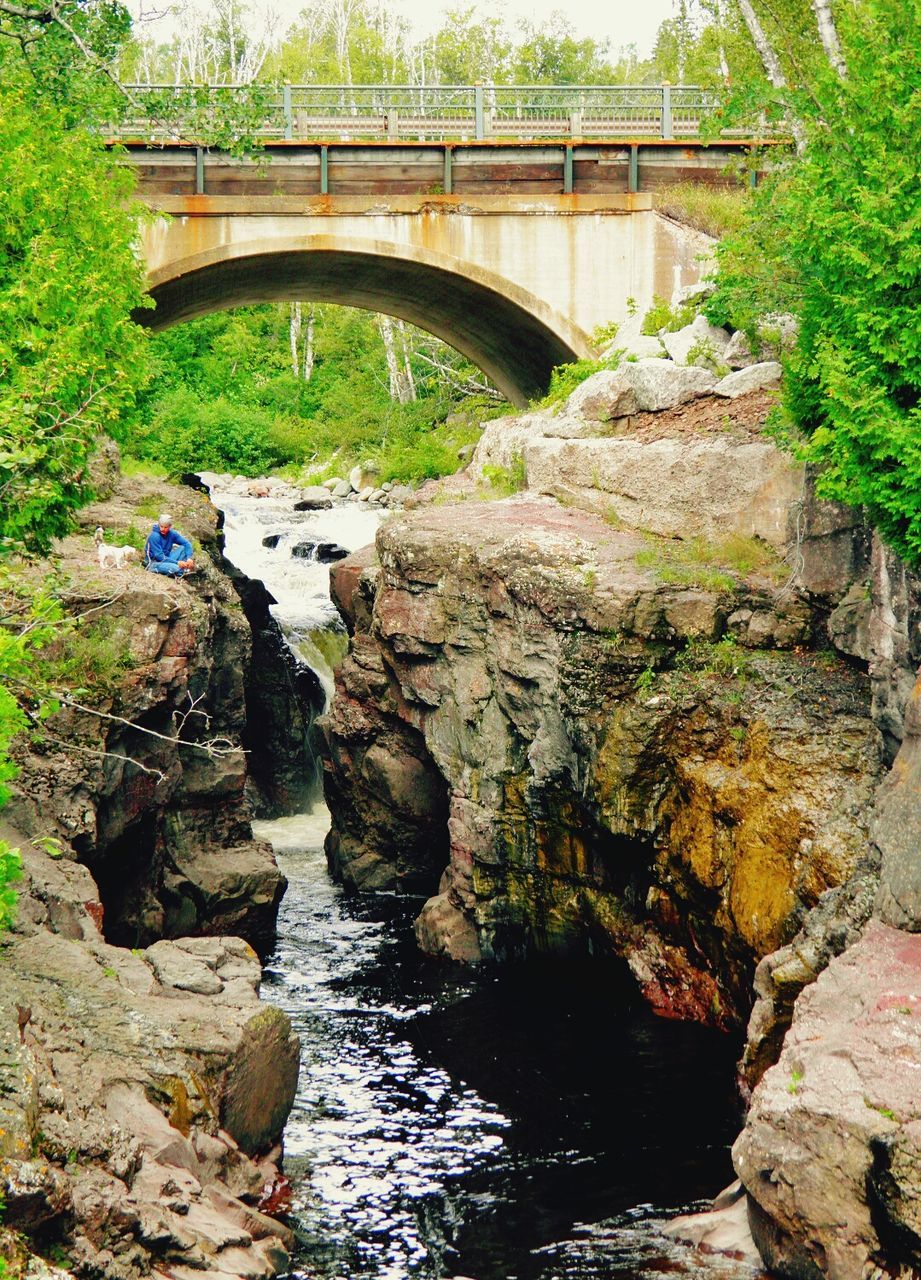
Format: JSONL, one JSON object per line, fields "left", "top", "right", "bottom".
{"left": 386, "top": 109, "right": 399, "bottom": 140}
{"left": 628, "top": 143, "right": 638, "bottom": 193}
{"left": 661, "top": 83, "right": 673, "bottom": 140}
{"left": 474, "top": 82, "right": 485, "bottom": 140}
{"left": 563, "top": 144, "right": 573, "bottom": 194}
{"left": 195, "top": 146, "right": 205, "bottom": 195}
{"left": 569, "top": 109, "right": 582, "bottom": 139}
{"left": 320, "top": 144, "right": 329, "bottom": 195}
{"left": 443, "top": 145, "right": 453, "bottom": 194}
{"left": 282, "top": 84, "right": 293, "bottom": 140}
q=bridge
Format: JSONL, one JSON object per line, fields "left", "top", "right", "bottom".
{"left": 128, "top": 85, "right": 776, "bottom": 404}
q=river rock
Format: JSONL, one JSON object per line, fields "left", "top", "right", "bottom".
{"left": 621, "top": 358, "right": 718, "bottom": 410}
{"left": 565, "top": 369, "right": 638, "bottom": 421}
{"left": 349, "top": 464, "right": 379, "bottom": 492}
{"left": 663, "top": 1181, "right": 762, "bottom": 1265}
{"left": 322, "top": 477, "right": 343, "bottom": 491}
{"left": 713, "top": 363, "right": 783, "bottom": 399}
{"left": 735, "top": 921, "right": 921, "bottom": 1280}
{"left": 661, "top": 314, "right": 731, "bottom": 366}
{"left": 332, "top": 479, "right": 352, "bottom": 498}
{"left": 291, "top": 539, "right": 349, "bottom": 562}
{"left": 262, "top": 533, "right": 283, "bottom": 549}
{"left": 322, "top": 497, "right": 882, "bottom": 1025}
{"left": 294, "top": 486, "right": 333, "bottom": 510}
{"left": 724, "top": 329, "right": 756, "bottom": 369}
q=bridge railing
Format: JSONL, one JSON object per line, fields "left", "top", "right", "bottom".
{"left": 117, "top": 83, "right": 739, "bottom": 143}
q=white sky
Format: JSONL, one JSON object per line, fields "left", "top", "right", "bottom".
{"left": 133, "top": 0, "right": 678, "bottom": 62}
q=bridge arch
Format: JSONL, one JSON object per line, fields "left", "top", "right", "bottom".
{"left": 142, "top": 233, "right": 596, "bottom": 406}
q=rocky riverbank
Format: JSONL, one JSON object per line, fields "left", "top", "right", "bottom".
{"left": 0, "top": 470, "right": 300, "bottom": 1277}
{"left": 320, "top": 346, "right": 921, "bottom": 1277}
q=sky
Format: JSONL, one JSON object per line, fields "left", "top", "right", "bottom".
{"left": 132, "top": 0, "right": 678, "bottom": 63}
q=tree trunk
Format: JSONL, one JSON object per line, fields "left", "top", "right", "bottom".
{"left": 378, "top": 314, "right": 414, "bottom": 404}
{"left": 396, "top": 319, "right": 417, "bottom": 402}
{"left": 302, "top": 306, "right": 315, "bottom": 382}
{"left": 289, "top": 301, "right": 302, "bottom": 378}
{"left": 737, "top": 0, "right": 786, "bottom": 88}
{"left": 810, "top": 0, "right": 846, "bottom": 76}
{"left": 736, "top": 0, "right": 806, "bottom": 150}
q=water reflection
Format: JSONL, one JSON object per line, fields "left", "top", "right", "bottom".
{"left": 257, "top": 810, "right": 749, "bottom": 1280}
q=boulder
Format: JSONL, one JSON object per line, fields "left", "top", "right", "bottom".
{"left": 663, "top": 1181, "right": 762, "bottom": 1265}
{"left": 622, "top": 358, "right": 717, "bottom": 411}
{"left": 369, "top": 488, "right": 387, "bottom": 503}
{"left": 661, "top": 314, "right": 731, "bottom": 366}
{"left": 724, "top": 329, "right": 756, "bottom": 369}
{"left": 261, "top": 533, "right": 282, "bottom": 549}
{"left": 601, "top": 311, "right": 666, "bottom": 362}
{"left": 357, "top": 486, "right": 374, "bottom": 502}
{"left": 332, "top": 479, "right": 352, "bottom": 499}
{"left": 713, "top": 362, "right": 783, "bottom": 399}
{"left": 388, "top": 484, "right": 414, "bottom": 505}
{"left": 349, "top": 464, "right": 379, "bottom": 493}
{"left": 293, "top": 486, "right": 333, "bottom": 511}
{"left": 322, "top": 477, "right": 344, "bottom": 491}
{"left": 291, "top": 540, "right": 349, "bottom": 563}
{"left": 247, "top": 481, "right": 271, "bottom": 498}
{"left": 735, "top": 922, "right": 921, "bottom": 1280}
{"left": 565, "top": 369, "right": 637, "bottom": 421}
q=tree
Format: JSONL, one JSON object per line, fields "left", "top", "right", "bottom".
{"left": 707, "top": 0, "right": 921, "bottom": 563}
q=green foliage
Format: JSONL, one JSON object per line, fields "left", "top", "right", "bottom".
{"left": 124, "top": 303, "right": 503, "bottom": 486}
{"left": 535, "top": 359, "right": 612, "bottom": 409}
{"left": 678, "top": 635, "right": 749, "bottom": 680}
{"left": 0, "top": 74, "right": 149, "bottom": 557}
{"left": 481, "top": 454, "right": 526, "bottom": 496}
{"left": 706, "top": 0, "right": 921, "bottom": 564}
{"left": 640, "top": 295, "right": 697, "bottom": 337}
{"left": 0, "top": 577, "right": 68, "bottom": 940}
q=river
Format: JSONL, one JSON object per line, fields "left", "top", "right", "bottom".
{"left": 209, "top": 479, "right": 752, "bottom": 1280}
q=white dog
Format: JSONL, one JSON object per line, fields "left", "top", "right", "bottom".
{"left": 94, "top": 527, "right": 139, "bottom": 570}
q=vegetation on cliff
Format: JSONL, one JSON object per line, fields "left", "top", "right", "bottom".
{"left": 707, "top": 0, "right": 921, "bottom": 563}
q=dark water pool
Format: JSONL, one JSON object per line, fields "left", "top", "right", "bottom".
{"left": 256, "top": 809, "right": 749, "bottom": 1280}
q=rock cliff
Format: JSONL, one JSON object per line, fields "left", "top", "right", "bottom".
{"left": 0, "top": 472, "right": 299, "bottom": 1277}
{"left": 5, "top": 476, "right": 285, "bottom": 953}
{"left": 321, "top": 375, "right": 887, "bottom": 1030}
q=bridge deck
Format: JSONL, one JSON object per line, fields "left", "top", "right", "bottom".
{"left": 124, "top": 139, "right": 779, "bottom": 203}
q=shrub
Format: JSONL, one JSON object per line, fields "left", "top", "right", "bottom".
{"left": 640, "top": 295, "right": 697, "bottom": 336}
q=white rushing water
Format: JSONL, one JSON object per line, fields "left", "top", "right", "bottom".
{"left": 202, "top": 474, "right": 382, "bottom": 703}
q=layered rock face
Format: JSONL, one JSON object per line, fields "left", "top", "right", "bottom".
{"left": 0, "top": 840, "right": 299, "bottom": 1280}
{"left": 5, "top": 477, "right": 285, "bottom": 952}
{"left": 322, "top": 393, "right": 885, "bottom": 1025}
{"left": 733, "top": 671, "right": 921, "bottom": 1280}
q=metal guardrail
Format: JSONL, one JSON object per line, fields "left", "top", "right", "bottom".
{"left": 117, "top": 83, "right": 730, "bottom": 142}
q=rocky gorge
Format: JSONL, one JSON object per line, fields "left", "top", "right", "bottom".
{"left": 319, "top": 329, "right": 921, "bottom": 1279}
{"left": 4, "top": 310, "right": 921, "bottom": 1280}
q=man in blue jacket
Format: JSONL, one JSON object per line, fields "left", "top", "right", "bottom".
{"left": 145, "top": 513, "right": 196, "bottom": 577}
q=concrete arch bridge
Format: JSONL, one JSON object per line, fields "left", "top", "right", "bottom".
{"left": 134, "top": 134, "right": 755, "bottom": 404}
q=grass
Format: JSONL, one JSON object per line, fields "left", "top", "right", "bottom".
{"left": 636, "top": 532, "right": 787, "bottom": 590}
{"left": 46, "top": 612, "right": 137, "bottom": 692}
{"left": 652, "top": 181, "right": 750, "bottom": 240}
{"left": 120, "top": 454, "right": 169, "bottom": 479}
{"left": 640, "top": 295, "right": 697, "bottom": 337}
{"left": 481, "top": 454, "right": 526, "bottom": 496}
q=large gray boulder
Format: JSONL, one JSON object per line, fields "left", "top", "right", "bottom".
{"left": 713, "top": 362, "right": 783, "bottom": 399}
{"left": 624, "top": 358, "right": 718, "bottom": 410}
{"left": 565, "top": 369, "right": 637, "bottom": 421}
{"left": 294, "top": 485, "right": 333, "bottom": 510}
{"left": 661, "top": 314, "right": 731, "bottom": 366}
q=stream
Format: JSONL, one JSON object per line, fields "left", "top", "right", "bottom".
{"left": 209, "top": 479, "right": 752, "bottom": 1280}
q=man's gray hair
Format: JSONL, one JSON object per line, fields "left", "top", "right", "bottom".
{"left": 158, "top": 513, "right": 172, "bottom": 526}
